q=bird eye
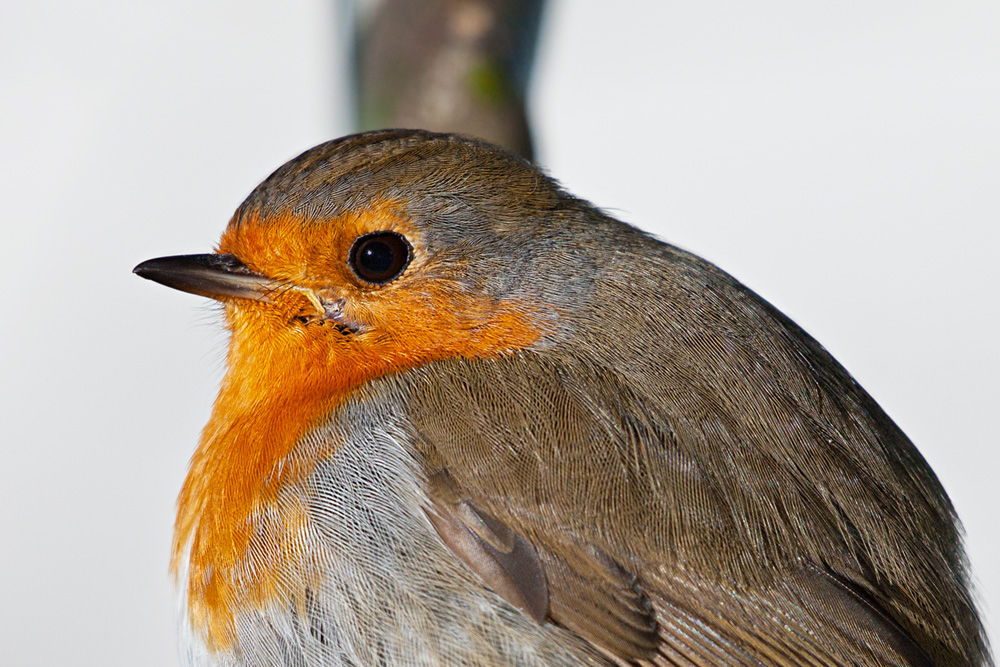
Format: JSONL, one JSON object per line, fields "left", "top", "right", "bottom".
{"left": 348, "top": 231, "right": 412, "bottom": 285}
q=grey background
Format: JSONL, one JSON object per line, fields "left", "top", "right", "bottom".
{"left": 1, "top": 1, "right": 996, "bottom": 664}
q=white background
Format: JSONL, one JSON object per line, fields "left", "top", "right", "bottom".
{"left": 1, "top": 2, "right": 996, "bottom": 664}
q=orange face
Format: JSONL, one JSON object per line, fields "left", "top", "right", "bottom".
{"left": 171, "top": 201, "right": 550, "bottom": 649}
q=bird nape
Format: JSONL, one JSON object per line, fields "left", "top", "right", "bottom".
{"left": 135, "top": 129, "right": 990, "bottom": 667}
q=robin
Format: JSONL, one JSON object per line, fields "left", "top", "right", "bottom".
{"left": 135, "top": 130, "right": 989, "bottom": 667}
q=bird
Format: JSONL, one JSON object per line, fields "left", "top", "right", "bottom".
{"left": 134, "top": 129, "right": 989, "bottom": 667}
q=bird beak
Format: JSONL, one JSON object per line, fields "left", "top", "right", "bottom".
{"left": 133, "top": 253, "right": 275, "bottom": 303}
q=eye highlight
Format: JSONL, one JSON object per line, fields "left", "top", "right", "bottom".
{"left": 348, "top": 231, "right": 412, "bottom": 285}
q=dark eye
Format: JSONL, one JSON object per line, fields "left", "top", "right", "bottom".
{"left": 348, "top": 231, "right": 412, "bottom": 285}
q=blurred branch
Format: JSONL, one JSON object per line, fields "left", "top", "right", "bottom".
{"left": 354, "top": 0, "right": 545, "bottom": 160}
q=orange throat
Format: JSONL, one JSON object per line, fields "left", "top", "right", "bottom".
{"left": 171, "top": 302, "right": 345, "bottom": 651}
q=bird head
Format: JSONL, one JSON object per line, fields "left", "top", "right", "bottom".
{"left": 135, "top": 130, "right": 599, "bottom": 405}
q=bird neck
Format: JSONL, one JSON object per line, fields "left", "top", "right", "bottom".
{"left": 169, "top": 270, "right": 552, "bottom": 649}
{"left": 171, "top": 308, "right": 344, "bottom": 650}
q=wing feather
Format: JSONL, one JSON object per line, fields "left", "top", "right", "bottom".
{"left": 401, "top": 352, "right": 955, "bottom": 666}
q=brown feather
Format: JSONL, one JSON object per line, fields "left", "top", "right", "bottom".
{"left": 155, "top": 130, "right": 989, "bottom": 666}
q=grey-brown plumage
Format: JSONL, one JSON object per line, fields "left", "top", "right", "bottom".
{"left": 144, "top": 130, "right": 990, "bottom": 667}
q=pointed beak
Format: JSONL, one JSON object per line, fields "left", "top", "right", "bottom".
{"left": 132, "top": 254, "right": 274, "bottom": 303}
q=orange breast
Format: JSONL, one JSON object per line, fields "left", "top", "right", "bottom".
{"left": 173, "top": 209, "right": 549, "bottom": 650}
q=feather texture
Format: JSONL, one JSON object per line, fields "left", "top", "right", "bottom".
{"left": 146, "top": 130, "right": 989, "bottom": 666}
